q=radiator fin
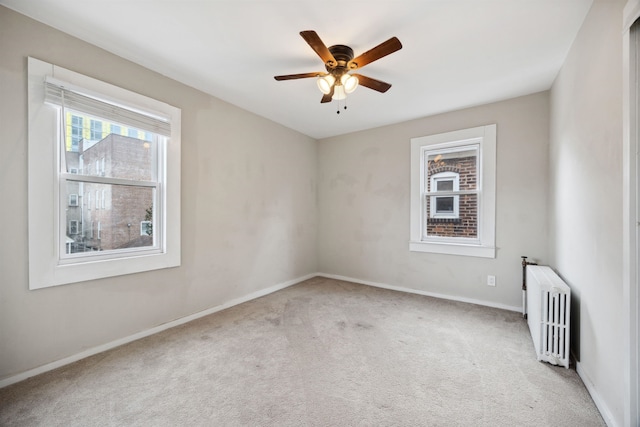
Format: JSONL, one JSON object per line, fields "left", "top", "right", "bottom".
{"left": 526, "top": 266, "right": 571, "bottom": 368}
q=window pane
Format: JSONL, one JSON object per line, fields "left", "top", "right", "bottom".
{"left": 435, "top": 196, "right": 454, "bottom": 212}
{"left": 427, "top": 194, "right": 478, "bottom": 238}
{"left": 63, "top": 110, "right": 157, "bottom": 181}
{"left": 436, "top": 180, "right": 454, "bottom": 192}
{"left": 65, "top": 181, "right": 155, "bottom": 254}
{"left": 70, "top": 114, "right": 83, "bottom": 153}
{"left": 90, "top": 119, "right": 102, "bottom": 141}
{"left": 426, "top": 146, "right": 478, "bottom": 191}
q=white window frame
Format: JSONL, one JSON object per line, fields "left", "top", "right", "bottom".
{"left": 68, "top": 193, "right": 79, "bottom": 207}
{"left": 430, "top": 171, "right": 460, "bottom": 219}
{"left": 410, "top": 124, "right": 496, "bottom": 258}
{"left": 27, "top": 57, "right": 181, "bottom": 290}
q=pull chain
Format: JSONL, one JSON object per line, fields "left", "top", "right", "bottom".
{"left": 336, "top": 98, "right": 348, "bottom": 114}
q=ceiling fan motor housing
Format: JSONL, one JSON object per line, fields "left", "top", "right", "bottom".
{"left": 326, "top": 45, "right": 355, "bottom": 79}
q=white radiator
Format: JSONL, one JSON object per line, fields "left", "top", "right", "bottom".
{"left": 526, "top": 265, "right": 571, "bottom": 369}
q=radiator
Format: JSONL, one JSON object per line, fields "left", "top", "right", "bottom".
{"left": 525, "top": 265, "right": 571, "bottom": 369}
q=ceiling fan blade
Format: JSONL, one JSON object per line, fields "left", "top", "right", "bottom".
{"left": 353, "top": 74, "right": 392, "bottom": 93}
{"left": 300, "top": 30, "right": 337, "bottom": 68}
{"left": 321, "top": 87, "right": 334, "bottom": 103}
{"left": 348, "top": 37, "right": 402, "bottom": 69}
{"left": 274, "top": 72, "right": 323, "bottom": 81}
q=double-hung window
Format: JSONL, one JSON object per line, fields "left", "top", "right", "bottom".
{"left": 28, "top": 57, "right": 181, "bottom": 290}
{"left": 410, "top": 124, "right": 496, "bottom": 258}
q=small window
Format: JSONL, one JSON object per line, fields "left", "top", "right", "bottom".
{"left": 70, "top": 114, "right": 83, "bottom": 152}
{"left": 141, "top": 221, "right": 152, "bottom": 236}
{"left": 430, "top": 171, "right": 460, "bottom": 219}
{"left": 87, "top": 192, "right": 91, "bottom": 210}
{"left": 110, "top": 124, "right": 121, "bottom": 135}
{"left": 68, "top": 194, "right": 79, "bottom": 207}
{"left": 69, "top": 168, "right": 78, "bottom": 174}
{"left": 90, "top": 119, "right": 102, "bottom": 141}
{"left": 69, "top": 220, "right": 79, "bottom": 235}
{"left": 410, "top": 124, "right": 496, "bottom": 258}
{"left": 95, "top": 190, "right": 100, "bottom": 210}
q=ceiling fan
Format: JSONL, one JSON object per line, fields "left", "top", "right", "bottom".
{"left": 274, "top": 31, "right": 402, "bottom": 111}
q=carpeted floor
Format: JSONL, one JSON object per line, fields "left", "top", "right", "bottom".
{"left": 0, "top": 277, "right": 605, "bottom": 426}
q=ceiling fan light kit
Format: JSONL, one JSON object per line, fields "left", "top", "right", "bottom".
{"left": 275, "top": 30, "right": 402, "bottom": 113}
{"left": 317, "top": 75, "right": 335, "bottom": 94}
{"left": 341, "top": 74, "right": 359, "bottom": 94}
{"left": 332, "top": 84, "right": 346, "bottom": 101}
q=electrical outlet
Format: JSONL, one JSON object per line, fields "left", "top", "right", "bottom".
{"left": 487, "top": 275, "right": 496, "bottom": 287}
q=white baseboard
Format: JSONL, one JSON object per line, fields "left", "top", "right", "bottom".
{"left": 0, "top": 272, "right": 316, "bottom": 389}
{"left": 576, "top": 361, "right": 618, "bottom": 427}
{"left": 316, "top": 272, "right": 523, "bottom": 313}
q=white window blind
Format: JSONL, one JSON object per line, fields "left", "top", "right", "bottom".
{"left": 44, "top": 78, "right": 171, "bottom": 136}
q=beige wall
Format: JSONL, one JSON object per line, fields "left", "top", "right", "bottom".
{"left": 549, "top": 0, "right": 625, "bottom": 425}
{"left": 0, "top": 6, "right": 317, "bottom": 381}
{"left": 1, "top": 6, "right": 629, "bottom": 423}
{"left": 317, "top": 92, "right": 550, "bottom": 309}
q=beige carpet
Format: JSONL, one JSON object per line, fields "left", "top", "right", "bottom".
{"left": 0, "top": 277, "right": 604, "bottom": 426}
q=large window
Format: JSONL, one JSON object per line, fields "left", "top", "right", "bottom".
{"left": 28, "top": 57, "right": 181, "bottom": 290}
{"left": 410, "top": 124, "right": 496, "bottom": 258}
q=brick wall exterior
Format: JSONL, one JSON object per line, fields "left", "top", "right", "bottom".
{"left": 426, "top": 155, "right": 478, "bottom": 238}
{"left": 71, "top": 134, "right": 154, "bottom": 252}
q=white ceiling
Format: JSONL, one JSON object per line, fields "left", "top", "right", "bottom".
{"left": 2, "top": 0, "right": 593, "bottom": 139}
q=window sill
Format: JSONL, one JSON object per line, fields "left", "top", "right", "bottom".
{"left": 428, "top": 218, "right": 461, "bottom": 223}
{"left": 409, "top": 240, "right": 496, "bottom": 258}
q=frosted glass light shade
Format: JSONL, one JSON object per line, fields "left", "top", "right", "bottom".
{"left": 332, "top": 85, "right": 346, "bottom": 100}
{"left": 317, "top": 75, "right": 335, "bottom": 94}
{"left": 341, "top": 74, "right": 359, "bottom": 93}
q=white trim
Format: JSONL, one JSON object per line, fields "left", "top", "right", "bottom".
{"left": 408, "top": 241, "right": 495, "bottom": 258}
{"left": 576, "top": 361, "right": 619, "bottom": 427}
{"left": 623, "top": 2, "right": 640, "bottom": 425}
{"left": 0, "top": 273, "right": 316, "bottom": 389}
{"left": 316, "top": 272, "right": 521, "bottom": 312}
